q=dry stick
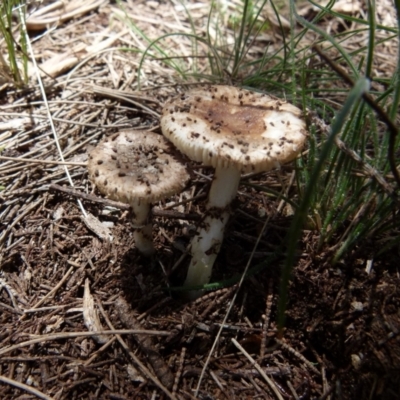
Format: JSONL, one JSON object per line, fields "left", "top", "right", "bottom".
{"left": 96, "top": 302, "right": 177, "bottom": 400}
{"left": 0, "top": 197, "right": 43, "bottom": 245}
{"left": 334, "top": 136, "right": 400, "bottom": 205}
{"left": 0, "top": 374, "right": 54, "bottom": 400}
{"left": 61, "top": 121, "right": 105, "bottom": 159}
{"left": 89, "top": 84, "right": 162, "bottom": 106}
{"left": 275, "top": 338, "right": 320, "bottom": 375}
{"left": 286, "top": 379, "right": 300, "bottom": 400}
{"left": 115, "top": 297, "right": 174, "bottom": 390}
{"left": 0, "top": 98, "right": 128, "bottom": 111}
{"left": 83, "top": 278, "right": 109, "bottom": 344}
{"left": 137, "top": 297, "right": 171, "bottom": 321}
{"left": 24, "top": 301, "right": 81, "bottom": 313}
{"left": 153, "top": 208, "right": 201, "bottom": 221}
{"left": 258, "top": 172, "right": 294, "bottom": 358}
{"left": 50, "top": 183, "right": 201, "bottom": 220}
{"left": 0, "top": 330, "right": 170, "bottom": 357}
{"left": 0, "top": 111, "right": 130, "bottom": 129}
{"left": 163, "top": 192, "right": 207, "bottom": 210}
{"left": 19, "top": 10, "right": 87, "bottom": 219}
{"left": 0, "top": 277, "right": 21, "bottom": 310}
{"left": 26, "top": 0, "right": 106, "bottom": 30}
{"left": 195, "top": 176, "right": 288, "bottom": 395}
{"left": 112, "top": 7, "right": 193, "bottom": 33}
{"left": 84, "top": 337, "right": 117, "bottom": 366}
{"left": 259, "top": 279, "right": 274, "bottom": 360}
{"left": 0, "top": 301, "right": 23, "bottom": 315}
{"left": 172, "top": 347, "right": 186, "bottom": 396}
{"left": 321, "top": 366, "right": 329, "bottom": 399}
{"left": 0, "top": 124, "right": 90, "bottom": 175}
{"left": 312, "top": 44, "right": 400, "bottom": 191}
{"left": 38, "top": 25, "right": 123, "bottom": 79}
{"left": 208, "top": 370, "right": 226, "bottom": 394}
{"left": 248, "top": 376, "right": 263, "bottom": 394}
{"left": 331, "top": 200, "right": 371, "bottom": 251}
{"left": 50, "top": 183, "right": 130, "bottom": 210}
{"left": 312, "top": 115, "right": 399, "bottom": 205}
{"left": 231, "top": 338, "right": 284, "bottom": 400}
{"left": 1, "top": 170, "right": 83, "bottom": 200}
{"left": 0, "top": 155, "right": 86, "bottom": 166}
{"left": 199, "top": 287, "right": 236, "bottom": 319}
{"left": 22, "top": 266, "right": 74, "bottom": 317}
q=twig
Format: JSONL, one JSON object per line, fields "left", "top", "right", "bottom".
{"left": 0, "top": 301, "right": 23, "bottom": 314}
{"left": 83, "top": 279, "right": 109, "bottom": 344}
{"left": 0, "top": 330, "right": 170, "bottom": 357}
{"left": 24, "top": 301, "right": 81, "bottom": 313}
{"left": 163, "top": 193, "right": 207, "bottom": 210}
{"left": 312, "top": 44, "right": 400, "bottom": 191}
{"left": 312, "top": 114, "right": 399, "bottom": 205}
{"left": 231, "top": 338, "right": 284, "bottom": 400}
{"left": 115, "top": 297, "right": 174, "bottom": 390}
{"left": 286, "top": 379, "right": 300, "bottom": 400}
{"left": 0, "top": 111, "right": 130, "bottom": 129}
{"left": 50, "top": 183, "right": 130, "bottom": 210}
{"left": 84, "top": 337, "right": 117, "bottom": 366}
{"left": 0, "top": 155, "right": 86, "bottom": 166}
{"left": 137, "top": 297, "right": 171, "bottom": 321}
{"left": 88, "top": 85, "right": 161, "bottom": 117}
{"left": 195, "top": 183, "right": 280, "bottom": 395}
{"left": 41, "top": 32, "right": 125, "bottom": 78}
{"left": 334, "top": 136, "right": 399, "bottom": 204}
{"left": 199, "top": 286, "right": 236, "bottom": 319}
{"left": 22, "top": 266, "right": 74, "bottom": 315}
{"left": 50, "top": 183, "right": 201, "bottom": 220}
{"left": 97, "top": 301, "right": 177, "bottom": 400}
{"left": 260, "top": 280, "right": 274, "bottom": 360}
{"left": 172, "top": 347, "right": 186, "bottom": 396}
{"left": 0, "top": 276, "right": 22, "bottom": 311}
{"left": 26, "top": 0, "right": 107, "bottom": 31}
{"left": 93, "top": 88, "right": 160, "bottom": 118}
{"left": 0, "top": 197, "right": 44, "bottom": 245}
{"left": 0, "top": 375, "right": 54, "bottom": 400}
{"left": 152, "top": 208, "right": 201, "bottom": 221}
{"left": 209, "top": 370, "right": 226, "bottom": 394}
{"left": 275, "top": 338, "right": 320, "bottom": 375}
{"left": 248, "top": 376, "right": 263, "bottom": 394}
{"left": 19, "top": 7, "right": 88, "bottom": 218}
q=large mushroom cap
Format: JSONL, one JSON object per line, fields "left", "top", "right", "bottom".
{"left": 161, "top": 85, "right": 307, "bottom": 173}
{"left": 88, "top": 130, "right": 189, "bottom": 204}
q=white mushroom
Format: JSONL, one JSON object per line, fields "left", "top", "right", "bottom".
{"left": 161, "top": 85, "right": 307, "bottom": 291}
{"left": 88, "top": 130, "right": 189, "bottom": 256}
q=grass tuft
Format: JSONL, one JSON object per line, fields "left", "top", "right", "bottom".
{"left": 0, "top": 0, "right": 28, "bottom": 86}
{"left": 118, "top": 0, "right": 400, "bottom": 297}
{"left": 3, "top": 0, "right": 396, "bottom": 322}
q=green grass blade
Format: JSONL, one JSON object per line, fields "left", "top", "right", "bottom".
{"left": 390, "top": 0, "right": 400, "bottom": 119}
{"left": 277, "top": 77, "right": 371, "bottom": 332}
{"left": 137, "top": 33, "right": 225, "bottom": 88}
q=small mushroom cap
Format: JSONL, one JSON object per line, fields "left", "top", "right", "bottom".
{"left": 88, "top": 130, "right": 189, "bottom": 204}
{"left": 161, "top": 85, "right": 307, "bottom": 173}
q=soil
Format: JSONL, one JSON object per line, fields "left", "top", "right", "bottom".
{"left": 0, "top": 1, "right": 399, "bottom": 399}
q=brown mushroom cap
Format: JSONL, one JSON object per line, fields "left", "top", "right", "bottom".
{"left": 88, "top": 130, "right": 189, "bottom": 204}
{"left": 161, "top": 85, "right": 307, "bottom": 173}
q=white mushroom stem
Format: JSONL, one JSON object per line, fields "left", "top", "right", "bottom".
{"left": 184, "top": 167, "right": 241, "bottom": 288}
{"left": 208, "top": 167, "right": 241, "bottom": 208}
{"left": 131, "top": 200, "right": 154, "bottom": 256}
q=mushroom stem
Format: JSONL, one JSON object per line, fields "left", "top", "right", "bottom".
{"left": 208, "top": 166, "right": 241, "bottom": 208}
{"left": 184, "top": 167, "right": 241, "bottom": 289}
{"left": 131, "top": 200, "right": 154, "bottom": 256}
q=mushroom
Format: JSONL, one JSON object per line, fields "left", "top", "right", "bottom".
{"left": 161, "top": 85, "right": 307, "bottom": 290}
{"left": 88, "top": 130, "right": 189, "bottom": 256}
